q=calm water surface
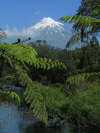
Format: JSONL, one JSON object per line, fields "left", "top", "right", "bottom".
{"left": 0, "top": 103, "right": 99, "bottom": 133}
{"left": 0, "top": 103, "right": 72, "bottom": 133}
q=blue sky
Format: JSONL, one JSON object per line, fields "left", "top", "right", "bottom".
{"left": 0, "top": 0, "right": 81, "bottom": 30}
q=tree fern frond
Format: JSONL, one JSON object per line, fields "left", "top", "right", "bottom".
{"left": 15, "top": 63, "right": 48, "bottom": 124}
{"left": 60, "top": 15, "right": 100, "bottom": 27}
{"left": 0, "top": 43, "right": 67, "bottom": 124}
{"left": 34, "top": 58, "right": 67, "bottom": 70}
{"left": 2, "top": 53, "right": 14, "bottom": 67}
{"left": 0, "top": 44, "right": 37, "bottom": 65}
{"left": 0, "top": 90, "right": 21, "bottom": 104}
{"left": 15, "top": 63, "right": 65, "bottom": 124}
{"left": 67, "top": 72, "right": 100, "bottom": 85}
{"left": 9, "top": 92, "right": 21, "bottom": 104}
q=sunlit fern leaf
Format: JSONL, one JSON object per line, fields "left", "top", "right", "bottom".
{"left": 0, "top": 44, "right": 37, "bottom": 65}
{"left": 0, "top": 44, "right": 67, "bottom": 71}
{"left": 24, "top": 82, "right": 66, "bottom": 124}
{"left": 0, "top": 90, "right": 21, "bottom": 104}
{"left": 67, "top": 72, "right": 100, "bottom": 85}
{"left": 9, "top": 92, "right": 21, "bottom": 104}
{"left": 15, "top": 64, "right": 65, "bottom": 124}
{"left": 15, "top": 64, "right": 48, "bottom": 124}
{"left": 0, "top": 43, "right": 67, "bottom": 124}
{"left": 35, "top": 58, "right": 67, "bottom": 70}
{"left": 3, "top": 54, "right": 13, "bottom": 67}
{"left": 60, "top": 15, "right": 100, "bottom": 27}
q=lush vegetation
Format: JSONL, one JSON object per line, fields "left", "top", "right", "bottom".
{"left": 61, "top": 81, "right": 100, "bottom": 128}
{"left": 0, "top": 43, "right": 67, "bottom": 124}
{"left": 0, "top": 0, "right": 100, "bottom": 131}
{"left": 0, "top": 42, "right": 99, "bottom": 128}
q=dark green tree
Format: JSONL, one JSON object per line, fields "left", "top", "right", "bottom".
{"left": 60, "top": 0, "right": 100, "bottom": 47}
{"left": 0, "top": 29, "right": 6, "bottom": 40}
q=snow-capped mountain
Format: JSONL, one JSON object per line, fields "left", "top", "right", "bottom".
{"left": 5, "top": 17, "right": 70, "bottom": 48}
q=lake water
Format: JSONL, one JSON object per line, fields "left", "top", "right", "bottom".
{"left": 0, "top": 103, "right": 99, "bottom": 133}
{"left": 0, "top": 103, "right": 72, "bottom": 133}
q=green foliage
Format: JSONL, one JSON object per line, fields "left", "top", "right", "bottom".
{"left": 0, "top": 44, "right": 66, "bottom": 70}
{"left": 0, "top": 42, "right": 99, "bottom": 127}
{"left": 0, "top": 73, "right": 17, "bottom": 86}
{"left": 60, "top": 0, "right": 100, "bottom": 47}
{"left": 0, "top": 90, "right": 21, "bottom": 104}
{"left": 60, "top": 15, "right": 100, "bottom": 46}
{"left": 15, "top": 64, "right": 65, "bottom": 124}
{"left": 32, "top": 82, "right": 66, "bottom": 111}
{"left": 0, "top": 43, "right": 67, "bottom": 124}
{"left": 0, "top": 44, "right": 37, "bottom": 65}
{"left": 35, "top": 58, "right": 66, "bottom": 70}
{"left": 9, "top": 92, "right": 21, "bottom": 104}
{"left": 60, "top": 15, "right": 100, "bottom": 27}
{"left": 15, "top": 63, "right": 48, "bottom": 124}
{"left": 90, "top": 36, "right": 99, "bottom": 46}
{"left": 31, "top": 42, "right": 100, "bottom": 80}
{"left": 67, "top": 72, "right": 100, "bottom": 86}
{"left": 61, "top": 82, "right": 100, "bottom": 125}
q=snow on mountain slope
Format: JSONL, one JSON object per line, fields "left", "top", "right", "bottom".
{"left": 5, "top": 17, "right": 70, "bottom": 48}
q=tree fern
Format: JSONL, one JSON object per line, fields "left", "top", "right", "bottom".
{"left": 60, "top": 15, "right": 100, "bottom": 27}
{"left": 35, "top": 58, "right": 67, "bottom": 70}
{"left": 66, "top": 30, "right": 94, "bottom": 47}
{"left": 0, "top": 44, "right": 37, "bottom": 65}
{"left": 0, "top": 90, "right": 20, "bottom": 104}
{"left": 9, "top": 91, "right": 21, "bottom": 104}
{"left": 15, "top": 63, "right": 65, "bottom": 124}
{"left": 0, "top": 44, "right": 66, "bottom": 70}
{"left": 67, "top": 72, "right": 100, "bottom": 85}
{"left": 59, "top": 0, "right": 100, "bottom": 46}
{"left": 0, "top": 43, "right": 67, "bottom": 124}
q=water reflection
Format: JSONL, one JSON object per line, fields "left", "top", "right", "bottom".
{"left": 0, "top": 103, "right": 22, "bottom": 133}
{"left": 25, "top": 123, "right": 71, "bottom": 133}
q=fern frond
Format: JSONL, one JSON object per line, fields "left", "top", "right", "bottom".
{"left": 0, "top": 43, "right": 66, "bottom": 124}
{"left": 15, "top": 63, "right": 65, "bottom": 124}
{"left": 15, "top": 63, "right": 48, "bottom": 124}
{"left": 0, "top": 44, "right": 37, "bottom": 65}
{"left": 9, "top": 92, "right": 21, "bottom": 104}
{"left": 0, "top": 44, "right": 67, "bottom": 71}
{"left": 0, "top": 90, "right": 21, "bottom": 104}
{"left": 34, "top": 58, "right": 67, "bottom": 70}
{"left": 67, "top": 72, "right": 100, "bottom": 85}
{"left": 60, "top": 15, "right": 100, "bottom": 27}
